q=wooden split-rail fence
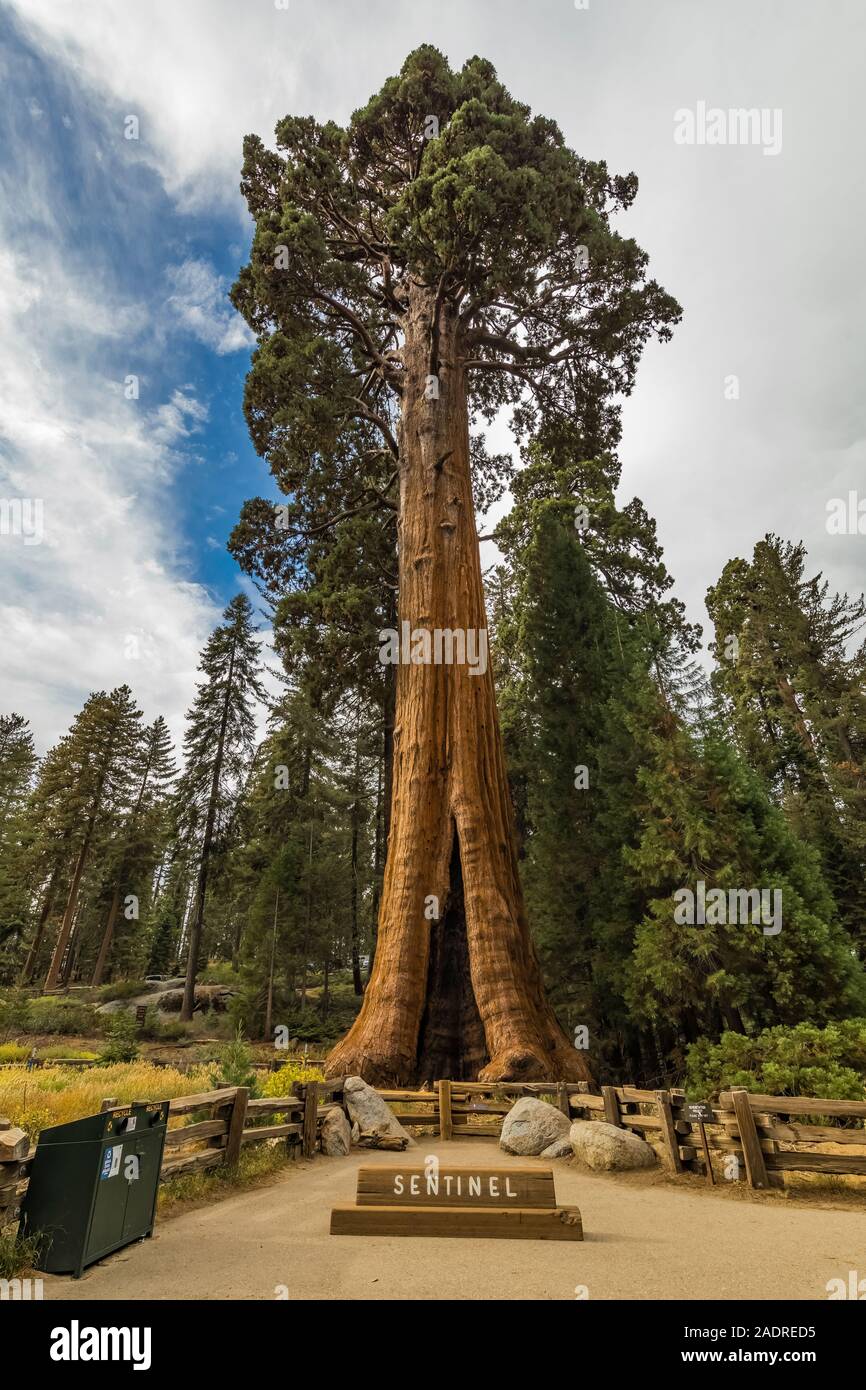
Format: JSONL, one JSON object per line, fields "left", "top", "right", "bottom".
{"left": 0, "top": 1078, "right": 343, "bottom": 1229}
{"left": 3, "top": 1076, "right": 866, "bottom": 1227}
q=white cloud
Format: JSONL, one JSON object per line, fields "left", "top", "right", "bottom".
{"left": 6, "top": 0, "right": 866, "bottom": 682}
{"left": 166, "top": 258, "right": 254, "bottom": 355}
{"left": 7, "top": 0, "right": 314, "bottom": 212}
{"left": 0, "top": 243, "right": 220, "bottom": 752}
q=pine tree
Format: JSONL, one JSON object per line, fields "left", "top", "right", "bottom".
{"left": 0, "top": 714, "right": 38, "bottom": 973}
{"left": 176, "top": 594, "right": 266, "bottom": 1019}
{"left": 16, "top": 736, "right": 78, "bottom": 983}
{"left": 622, "top": 712, "right": 866, "bottom": 1057}
{"left": 91, "top": 716, "right": 176, "bottom": 984}
{"left": 0, "top": 713, "right": 37, "bottom": 828}
{"left": 707, "top": 534, "right": 866, "bottom": 946}
{"left": 42, "top": 686, "right": 144, "bottom": 989}
{"left": 495, "top": 502, "right": 618, "bottom": 1037}
{"left": 493, "top": 497, "right": 683, "bottom": 1081}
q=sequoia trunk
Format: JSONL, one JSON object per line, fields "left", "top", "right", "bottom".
{"left": 327, "top": 287, "right": 590, "bottom": 1085}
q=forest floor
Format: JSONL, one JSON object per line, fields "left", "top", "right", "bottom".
{"left": 42, "top": 1139, "right": 866, "bottom": 1301}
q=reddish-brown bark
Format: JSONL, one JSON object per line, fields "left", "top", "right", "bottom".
{"left": 326, "top": 287, "right": 590, "bottom": 1085}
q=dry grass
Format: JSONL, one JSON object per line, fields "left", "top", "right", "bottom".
{"left": 0, "top": 1061, "right": 213, "bottom": 1140}
{"left": 157, "top": 1143, "right": 295, "bottom": 1218}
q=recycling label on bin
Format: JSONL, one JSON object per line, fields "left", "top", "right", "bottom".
{"left": 100, "top": 1144, "right": 123, "bottom": 1180}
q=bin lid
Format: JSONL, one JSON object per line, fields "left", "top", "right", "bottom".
{"left": 34, "top": 1100, "right": 170, "bottom": 1146}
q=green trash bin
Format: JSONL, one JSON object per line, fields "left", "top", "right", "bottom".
{"left": 20, "top": 1100, "right": 170, "bottom": 1277}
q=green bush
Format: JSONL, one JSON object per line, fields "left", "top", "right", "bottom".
{"left": 25, "top": 996, "right": 102, "bottom": 1036}
{"left": 156, "top": 1017, "right": 189, "bottom": 1042}
{"left": 95, "top": 980, "right": 149, "bottom": 1002}
{"left": 0, "top": 989, "right": 33, "bottom": 1036}
{"left": 685, "top": 1021, "right": 866, "bottom": 1102}
{"left": 209, "top": 1028, "right": 258, "bottom": 1094}
{"left": 262, "top": 1059, "right": 325, "bottom": 1095}
{"left": 199, "top": 960, "right": 239, "bottom": 986}
{"left": 99, "top": 1011, "right": 140, "bottom": 1064}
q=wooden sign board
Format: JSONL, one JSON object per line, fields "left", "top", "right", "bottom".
{"left": 331, "top": 1166, "right": 583, "bottom": 1241}
{"left": 355, "top": 1165, "right": 555, "bottom": 1208}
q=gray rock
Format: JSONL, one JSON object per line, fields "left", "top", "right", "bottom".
{"left": 351, "top": 1121, "right": 360, "bottom": 1144}
{"left": 540, "top": 1137, "right": 574, "bottom": 1159}
{"left": 320, "top": 1106, "right": 352, "bottom": 1156}
{"left": 500, "top": 1096, "right": 570, "bottom": 1156}
{"left": 343, "top": 1075, "right": 417, "bottom": 1148}
{"left": 569, "top": 1120, "right": 656, "bottom": 1171}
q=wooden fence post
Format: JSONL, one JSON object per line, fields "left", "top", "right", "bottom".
{"left": 601, "top": 1086, "right": 621, "bottom": 1127}
{"left": 100, "top": 1097, "right": 118, "bottom": 1112}
{"left": 556, "top": 1082, "right": 571, "bottom": 1120}
{"left": 224, "top": 1086, "right": 249, "bottom": 1167}
{"left": 438, "top": 1079, "right": 452, "bottom": 1140}
{"left": 302, "top": 1081, "right": 319, "bottom": 1158}
{"left": 731, "top": 1089, "right": 769, "bottom": 1189}
{"left": 654, "top": 1090, "right": 683, "bottom": 1174}
{"left": 0, "top": 1116, "right": 29, "bottom": 1229}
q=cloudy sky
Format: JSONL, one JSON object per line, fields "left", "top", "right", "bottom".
{"left": 2, "top": 0, "right": 864, "bottom": 751}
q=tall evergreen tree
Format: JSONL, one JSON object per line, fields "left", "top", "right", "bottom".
{"left": 707, "top": 534, "right": 866, "bottom": 946}
{"left": 0, "top": 714, "right": 38, "bottom": 971}
{"left": 0, "top": 713, "right": 37, "bottom": 828}
{"left": 622, "top": 711, "right": 866, "bottom": 1059}
{"left": 176, "top": 594, "right": 266, "bottom": 1019}
{"left": 91, "top": 715, "right": 177, "bottom": 984}
{"left": 42, "top": 686, "right": 144, "bottom": 989}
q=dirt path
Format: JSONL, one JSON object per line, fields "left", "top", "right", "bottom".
{"left": 44, "top": 1140, "right": 866, "bottom": 1301}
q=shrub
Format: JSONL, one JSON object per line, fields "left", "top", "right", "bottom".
{"left": 26, "top": 997, "right": 101, "bottom": 1036}
{"left": 99, "top": 1012, "right": 140, "bottom": 1064}
{"left": 156, "top": 1018, "right": 189, "bottom": 1042}
{"left": 261, "top": 1059, "right": 326, "bottom": 1096}
{"left": 199, "top": 960, "right": 239, "bottom": 986}
{"left": 209, "top": 1029, "right": 258, "bottom": 1094}
{"left": 0, "top": 990, "right": 32, "bottom": 1036}
{"left": 95, "top": 980, "right": 149, "bottom": 1002}
{"left": 685, "top": 1020, "right": 866, "bottom": 1102}
{"left": 0, "top": 1042, "right": 28, "bottom": 1063}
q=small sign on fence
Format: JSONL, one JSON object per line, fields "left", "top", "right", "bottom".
{"left": 683, "top": 1101, "right": 715, "bottom": 1184}
{"left": 684, "top": 1101, "right": 714, "bottom": 1124}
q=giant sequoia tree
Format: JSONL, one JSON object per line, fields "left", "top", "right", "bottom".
{"left": 232, "top": 46, "right": 680, "bottom": 1082}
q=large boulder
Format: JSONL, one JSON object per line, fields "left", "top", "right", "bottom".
{"left": 320, "top": 1106, "right": 352, "bottom": 1157}
{"left": 569, "top": 1121, "right": 656, "bottom": 1171}
{"left": 500, "top": 1097, "right": 571, "bottom": 1156}
{"left": 343, "top": 1076, "right": 417, "bottom": 1148}
{"left": 156, "top": 985, "right": 235, "bottom": 1014}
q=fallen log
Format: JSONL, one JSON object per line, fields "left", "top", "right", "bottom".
{"left": 356, "top": 1131, "right": 409, "bottom": 1151}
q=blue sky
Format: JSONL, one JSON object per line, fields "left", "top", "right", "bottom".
{"left": 2, "top": 0, "right": 865, "bottom": 752}
{"left": 0, "top": 5, "right": 273, "bottom": 748}
{"left": 3, "top": 3, "right": 273, "bottom": 593}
